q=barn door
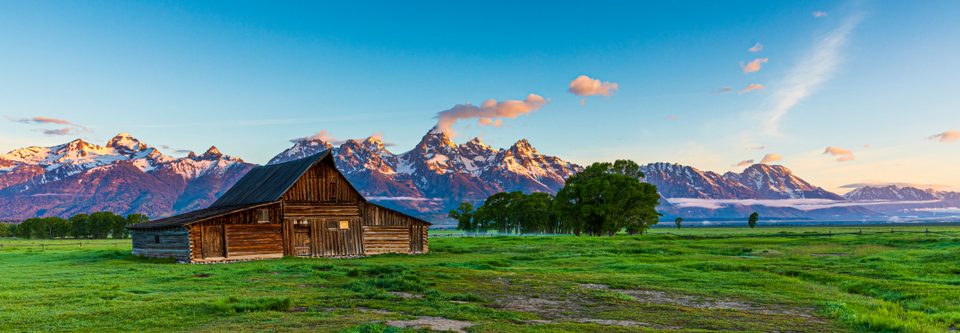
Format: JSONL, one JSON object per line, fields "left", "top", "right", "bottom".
{"left": 317, "top": 218, "right": 363, "bottom": 257}
{"left": 293, "top": 220, "right": 312, "bottom": 257}
{"left": 202, "top": 225, "right": 225, "bottom": 258}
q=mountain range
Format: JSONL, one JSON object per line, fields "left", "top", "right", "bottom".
{"left": 2, "top": 128, "right": 959, "bottom": 224}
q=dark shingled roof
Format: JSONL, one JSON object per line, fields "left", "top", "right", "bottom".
{"left": 127, "top": 202, "right": 273, "bottom": 230}
{"left": 210, "top": 150, "right": 330, "bottom": 208}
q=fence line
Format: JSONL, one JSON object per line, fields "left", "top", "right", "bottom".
{"left": 431, "top": 228, "right": 959, "bottom": 238}
{"left": 0, "top": 241, "right": 126, "bottom": 250}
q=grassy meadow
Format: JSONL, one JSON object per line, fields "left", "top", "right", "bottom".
{"left": 1, "top": 225, "right": 958, "bottom": 332}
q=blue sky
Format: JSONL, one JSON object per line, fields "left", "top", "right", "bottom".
{"left": 1, "top": 1, "right": 958, "bottom": 192}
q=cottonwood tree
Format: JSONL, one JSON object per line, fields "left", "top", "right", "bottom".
{"left": 675, "top": 217, "right": 683, "bottom": 229}
{"left": 555, "top": 160, "right": 661, "bottom": 236}
{"left": 449, "top": 202, "right": 476, "bottom": 233}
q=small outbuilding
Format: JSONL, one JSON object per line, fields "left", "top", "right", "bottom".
{"left": 128, "top": 151, "right": 429, "bottom": 263}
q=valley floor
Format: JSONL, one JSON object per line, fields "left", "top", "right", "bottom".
{"left": 1, "top": 226, "right": 958, "bottom": 332}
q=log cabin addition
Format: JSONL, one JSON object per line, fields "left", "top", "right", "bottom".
{"left": 128, "top": 151, "right": 429, "bottom": 263}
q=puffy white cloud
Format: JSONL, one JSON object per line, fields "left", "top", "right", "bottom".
{"left": 436, "top": 94, "right": 547, "bottom": 136}
{"left": 568, "top": 75, "right": 619, "bottom": 97}
{"left": 928, "top": 130, "right": 960, "bottom": 143}
{"left": 741, "top": 58, "right": 768, "bottom": 73}
{"left": 823, "top": 146, "right": 855, "bottom": 162}
{"left": 760, "top": 153, "right": 782, "bottom": 164}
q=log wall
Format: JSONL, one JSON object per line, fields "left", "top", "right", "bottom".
{"left": 131, "top": 228, "right": 191, "bottom": 262}
{"left": 188, "top": 203, "right": 282, "bottom": 261}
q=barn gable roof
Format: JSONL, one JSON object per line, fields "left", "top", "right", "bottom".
{"left": 210, "top": 150, "right": 331, "bottom": 208}
{"left": 129, "top": 150, "right": 432, "bottom": 230}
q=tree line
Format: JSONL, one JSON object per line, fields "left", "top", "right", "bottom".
{"left": 450, "top": 160, "right": 662, "bottom": 236}
{"left": 0, "top": 212, "right": 148, "bottom": 239}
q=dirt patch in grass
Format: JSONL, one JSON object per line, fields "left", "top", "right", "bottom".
{"left": 498, "top": 295, "right": 572, "bottom": 319}
{"left": 388, "top": 291, "right": 422, "bottom": 299}
{"left": 386, "top": 316, "right": 473, "bottom": 332}
{"left": 579, "top": 283, "right": 816, "bottom": 317}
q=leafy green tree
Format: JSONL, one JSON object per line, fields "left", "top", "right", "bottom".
{"left": 555, "top": 160, "right": 661, "bottom": 236}
{"left": 512, "top": 192, "right": 554, "bottom": 234}
{"left": 674, "top": 217, "right": 683, "bottom": 229}
{"left": 449, "top": 202, "right": 476, "bottom": 233}
{"left": 0, "top": 223, "right": 11, "bottom": 237}
{"left": 116, "top": 214, "right": 147, "bottom": 239}
{"left": 88, "top": 212, "right": 120, "bottom": 239}
{"left": 50, "top": 217, "right": 70, "bottom": 239}
{"left": 70, "top": 214, "right": 89, "bottom": 239}
{"left": 748, "top": 212, "right": 759, "bottom": 229}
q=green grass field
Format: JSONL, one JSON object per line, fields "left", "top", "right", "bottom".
{"left": 1, "top": 225, "right": 958, "bottom": 332}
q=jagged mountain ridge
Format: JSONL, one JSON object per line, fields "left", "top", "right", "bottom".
{"left": 3, "top": 126, "right": 939, "bottom": 222}
{"left": 0, "top": 134, "right": 253, "bottom": 220}
{"left": 843, "top": 185, "right": 942, "bottom": 201}
{"left": 269, "top": 126, "right": 582, "bottom": 216}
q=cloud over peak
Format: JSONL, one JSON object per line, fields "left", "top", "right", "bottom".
{"left": 436, "top": 94, "right": 547, "bottom": 137}
{"left": 734, "top": 159, "right": 755, "bottom": 167}
{"left": 741, "top": 58, "right": 768, "bottom": 73}
{"left": 823, "top": 146, "right": 855, "bottom": 162}
{"left": 760, "top": 153, "right": 782, "bottom": 164}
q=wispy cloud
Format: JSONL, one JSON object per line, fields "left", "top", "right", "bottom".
{"left": 8, "top": 116, "right": 88, "bottom": 136}
{"left": 748, "top": 42, "right": 763, "bottom": 52}
{"left": 812, "top": 11, "right": 828, "bottom": 18}
{"left": 741, "top": 58, "right": 768, "bottom": 73}
{"left": 664, "top": 115, "right": 679, "bottom": 121}
{"left": 713, "top": 86, "right": 733, "bottom": 94}
{"left": 749, "top": 145, "right": 766, "bottom": 150}
{"left": 760, "top": 153, "right": 782, "bottom": 164}
{"left": 436, "top": 94, "right": 547, "bottom": 137}
{"left": 734, "top": 159, "right": 755, "bottom": 167}
{"left": 739, "top": 83, "right": 765, "bottom": 94}
{"left": 823, "top": 146, "right": 855, "bottom": 161}
{"left": 761, "top": 13, "right": 862, "bottom": 135}
{"left": 928, "top": 129, "right": 960, "bottom": 143}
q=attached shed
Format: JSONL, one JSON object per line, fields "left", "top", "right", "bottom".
{"left": 129, "top": 151, "right": 430, "bottom": 263}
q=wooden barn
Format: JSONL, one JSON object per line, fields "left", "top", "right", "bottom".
{"left": 128, "top": 151, "right": 430, "bottom": 263}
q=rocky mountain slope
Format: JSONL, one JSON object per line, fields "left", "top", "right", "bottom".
{"left": 5, "top": 127, "right": 956, "bottom": 223}
{"left": 0, "top": 134, "right": 252, "bottom": 220}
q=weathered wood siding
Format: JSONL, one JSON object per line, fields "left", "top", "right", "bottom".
{"left": 314, "top": 218, "right": 364, "bottom": 257}
{"left": 226, "top": 224, "right": 283, "bottom": 257}
{"left": 132, "top": 228, "right": 190, "bottom": 262}
{"left": 362, "top": 226, "right": 410, "bottom": 254}
{"left": 282, "top": 158, "right": 361, "bottom": 204}
{"left": 188, "top": 203, "right": 282, "bottom": 261}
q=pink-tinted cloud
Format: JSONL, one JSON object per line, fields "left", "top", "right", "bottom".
{"left": 748, "top": 42, "right": 763, "bottom": 52}
{"left": 664, "top": 115, "right": 679, "bottom": 121}
{"left": 734, "top": 159, "right": 755, "bottom": 167}
{"left": 739, "top": 83, "right": 765, "bottom": 94}
{"left": 823, "top": 146, "right": 855, "bottom": 162}
{"left": 436, "top": 94, "right": 547, "bottom": 136}
{"left": 568, "top": 75, "right": 619, "bottom": 97}
{"left": 291, "top": 129, "right": 346, "bottom": 145}
{"left": 366, "top": 132, "right": 396, "bottom": 146}
{"left": 10, "top": 116, "right": 88, "bottom": 135}
{"left": 928, "top": 130, "right": 960, "bottom": 143}
{"left": 478, "top": 117, "right": 503, "bottom": 127}
{"left": 812, "top": 11, "right": 828, "bottom": 18}
{"left": 741, "top": 58, "right": 769, "bottom": 73}
{"left": 760, "top": 153, "right": 782, "bottom": 164}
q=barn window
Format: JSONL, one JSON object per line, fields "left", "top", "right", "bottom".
{"left": 257, "top": 208, "right": 270, "bottom": 223}
{"left": 338, "top": 220, "right": 350, "bottom": 230}
{"left": 154, "top": 235, "right": 160, "bottom": 244}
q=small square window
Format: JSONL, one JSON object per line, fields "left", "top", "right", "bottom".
{"left": 338, "top": 220, "right": 350, "bottom": 230}
{"left": 257, "top": 208, "right": 270, "bottom": 223}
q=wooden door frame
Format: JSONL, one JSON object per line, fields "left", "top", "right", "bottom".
{"left": 292, "top": 219, "right": 313, "bottom": 257}
{"left": 201, "top": 224, "right": 226, "bottom": 259}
